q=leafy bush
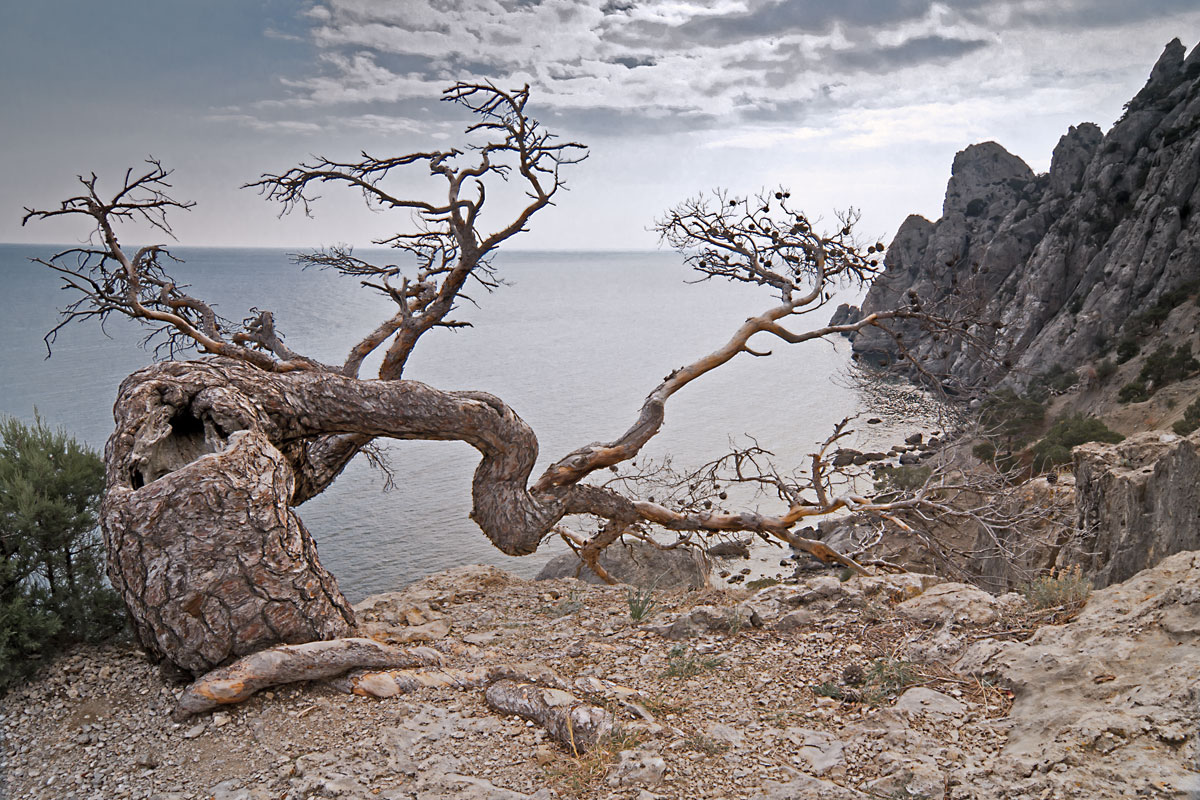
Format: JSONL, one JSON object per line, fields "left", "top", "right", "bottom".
{"left": 1139, "top": 343, "right": 1199, "bottom": 387}
{"left": 1118, "top": 281, "right": 1200, "bottom": 349}
{"left": 1118, "top": 344, "right": 1200, "bottom": 403}
{"left": 1173, "top": 397, "right": 1200, "bottom": 436}
{"left": 1021, "top": 565, "right": 1092, "bottom": 610}
{"left": 1118, "top": 380, "right": 1149, "bottom": 403}
{"left": 1030, "top": 414, "right": 1123, "bottom": 472}
{"left": 0, "top": 416, "right": 124, "bottom": 690}
{"left": 1095, "top": 358, "right": 1117, "bottom": 382}
{"left": 978, "top": 390, "right": 1045, "bottom": 449}
{"left": 1115, "top": 337, "right": 1140, "bottom": 364}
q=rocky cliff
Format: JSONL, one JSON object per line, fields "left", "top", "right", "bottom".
{"left": 851, "top": 39, "right": 1200, "bottom": 391}
{"left": 1070, "top": 428, "right": 1200, "bottom": 587}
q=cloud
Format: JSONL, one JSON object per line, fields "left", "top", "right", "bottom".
{"left": 207, "top": 0, "right": 1198, "bottom": 148}
{"left": 668, "top": 0, "right": 942, "bottom": 43}
{"left": 964, "top": 0, "right": 1200, "bottom": 31}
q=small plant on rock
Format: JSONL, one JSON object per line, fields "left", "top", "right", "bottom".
{"left": 663, "top": 644, "right": 722, "bottom": 678}
{"left": 536, "top": 589, "right": 584, "bottom": 618}
{"left": 867, "top": 657, "right": 919, "bottom": 695}
{"left": 626, "top": 586, "right": 658, "bottom": 623}
{"left": 812, "top": 681, "right": 846, "bottom": 700}
{"left": 1021, "top": 565, "right": 1092, "bottom": 610}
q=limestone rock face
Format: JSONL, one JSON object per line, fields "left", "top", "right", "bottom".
{"left": 851, "top": 39, "right": 1200, "bottom": 391}
{"left": 954, "top": 550, "right": 1200, "bottom": 797}
{"left": 1069, "top": 429, "right": 1200, "bottom": 587}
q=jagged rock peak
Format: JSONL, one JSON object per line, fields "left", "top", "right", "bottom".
{"left": 1128, "top": 37, "right": 1192, "bottom": 111}
{"left": 942, "top": 142, "right": 1034, "bottom": 218}
{"left": 1149, "top": 37, "right": 1186, "bottom": 86}
{"left": 1048, "top": 123, "right": 1102, "bottom": 197}
{"left": 848, "top": 39, "right": 1200, "bottom": 391}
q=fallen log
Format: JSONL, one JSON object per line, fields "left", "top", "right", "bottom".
{"left": 172, "top": 638, "right": 443, "bottom": 720}
{"left": 485, "top": 678, "right": 614, "bottom": 755}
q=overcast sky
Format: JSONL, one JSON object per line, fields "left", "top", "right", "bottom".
{"left": 2, "top": 1, "right": 1197, "bottom": 251}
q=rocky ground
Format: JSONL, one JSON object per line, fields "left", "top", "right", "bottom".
{"left": 2, "top": 553, "right": 1198, "bottom": 800}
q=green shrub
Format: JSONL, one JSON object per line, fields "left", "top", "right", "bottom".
{"left": 1174, "top": 398, "right": 1200, "bottom": 435}
{"left": 971, "top": 441, "right": 996, "bottom": 462}
{"left": 745, "top": 576, "right": 779, "bottom": 591}
{"left": 1118, "top": 380, "right": 1149, "bottom": 403}
{"left": 978, "top": 390, "right": 1045, "bottom": 449}
{"left": 0, "top": 416, "right": 124, "bottom": 690}
{"left": 1139, "top": 343, "right": 1200, "bottom": 387}
{"left": 1095, "top": 359, "right": 1117, "bottom": 382}
{"left": 866, "top": 658, "right": 919, "bottom": 694}
{"left": 1030, "top": 414, "right": 1124, "bottom": 472}
{"left": 872, "top": 464, "right": 931, "bottom": 498}
{"left": 1116, "top": 337, "right": 1139, "bottom": 364}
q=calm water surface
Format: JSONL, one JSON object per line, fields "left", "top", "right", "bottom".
{"left": 0, "top": 244, "right": 915, "bottom": 600}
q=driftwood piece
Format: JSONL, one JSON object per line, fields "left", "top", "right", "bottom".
{"left": 485, "top": 679, "right": 614, "bottom": 754}
{"left": 172, "top": 638, "right": 443, "bottom": 720}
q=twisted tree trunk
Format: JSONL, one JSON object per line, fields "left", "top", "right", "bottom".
{"left": 102, "top": 358, "right": 584, "bottom": 674}
{"left": 104, "top": 356, "right": 871, "bottom": 675}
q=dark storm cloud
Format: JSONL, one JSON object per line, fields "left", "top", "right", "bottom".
{"left": 671, "top": 0, "right": 936, "bottom": 43}
{"left": 611, "top": 55, "right": 657, "bottom": 69}
{"left": 828, "top": 35, "right": 991, "bottom": 72}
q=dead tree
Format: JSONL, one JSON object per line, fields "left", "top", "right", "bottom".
{"left": 24, "top": 83, "right": 973, "bottom": 692}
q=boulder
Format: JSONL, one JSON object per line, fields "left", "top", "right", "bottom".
{"left": 606, "top": 748, "right": 666, "bottom": 788}
{"left": 705, "top": 538, "right": 751, "bottom": 559}
{"left": 893, "top": 687, "right": 966, "bottom": 718}
{"left": 954, "top": 549, "right": 1200, "bottom": 797}
{"left": 1070, "top": 430, "right": 1200, "bottom": 587}
{"left": 896, "top": 582, "right": 1000, "bottom": 625}
{"left": 535, "top": 539, "right": 709, "bottom": 590}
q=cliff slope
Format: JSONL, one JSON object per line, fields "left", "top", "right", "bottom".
{"left": 852, "top": 39, "right": 1200, "bottom": 392}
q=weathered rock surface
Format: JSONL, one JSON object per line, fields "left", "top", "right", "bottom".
{"left": 535, "top": 539, "right": 710, "bottom": 589}
{"left": 1070, "top": 428, "right": 1200, "bottom": 586}
{"left": 4, "top": 558, "right": 1195, "bottom": 799}
{"left": 896, "top": 581, "right": 1001, "bottom": 625}
{"left": 955, "top": 549, "right": 1200, "bottom": 798}
{"left": 851, "top": 39, "right": 1200, "bottom": 392}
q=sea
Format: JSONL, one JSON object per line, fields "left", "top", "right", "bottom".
{"left": 0, "top": 244, "right": 929, "bottom": 601}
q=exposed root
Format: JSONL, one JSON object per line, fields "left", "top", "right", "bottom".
{"left": 331, "top": 662, "right": 568, "bottom": 697}
{"left": 485, "top": 679, "right": 615, "bottom": 755}
{"left": 172, "top": 638, "right": 443, "bottom": 720}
